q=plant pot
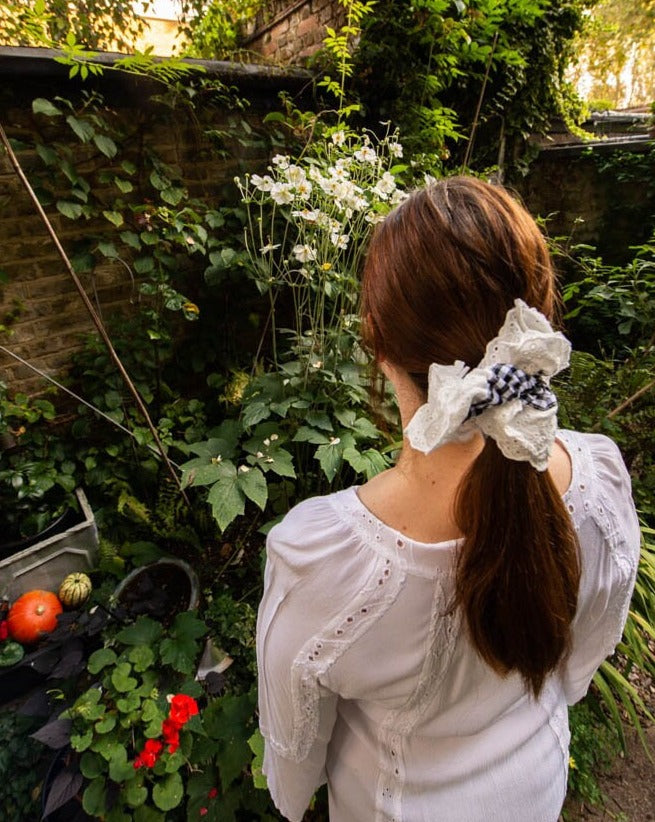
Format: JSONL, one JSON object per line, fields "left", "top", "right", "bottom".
{"left": 113, "top": 558, "right": 200, "bottom": 623}
{"left": 0, "top": 489, "right": 98, "bottom": 598}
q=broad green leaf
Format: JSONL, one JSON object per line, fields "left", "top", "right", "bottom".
{"left": 83, "top": 778, "right": 108, "bottom": 817}
{"left": 115, "top": 177, "right": 134, "bottom": 193}
{"left": 108, "top": 747, "right": 133, "bottom": 782}
{"left": 152, "top": 771, "right": 183, "bottom": 811}
{"left": 32, "top": 98, "right": 62, "bottom": 116}
{"left": 80, "top": 751, "right": 105, "bottom": 779}
{"left": 102, "top": 210, "right": 124, "bottom": 227}
{"left": 133, "top": 256, "right": 155, "bottom": 273}
{"left": 56, "top": 200, "right": 83, "bottom": 219}
{"left": 305, "top": 410, "right": 333, "bottom": 431}
{"left": 186, "top": 461, "right": 228, "bottom": 487}
{"left": 207, "top": 469, "right": 245, "bottom": 532}
{"left": 120, "top": 230, "right": 141, "bottom": 249}
{"left": 149, "top": 170, "right": 169, "bottom": 190}
{"left": 111, "top": 662, "right": 137, "bottom": 693}
{"left": 71, "top": 728, "right": 93, "bottom": 752}
{"left": 93, "top": 133, "right": 118, "bottom": 158}
{"left": 97, "top": 241, "right": 118, "bottom": 258}
{"left": 315, "top": 441, "right": 342, "bottom": 482}
{"left": 128, "top": 645, "right": 155, "bottom": 671}
{"left": 248, "top": 729, "right": 268, "bottom": 789}
{"left": 116, "top": 692, "right": 141, "bottom": 713}
{"left": 125, "top": 780, "right": 148, "bottom": 808}
{"left": 36, "top": 143, "right": 58, "bottom": 165}
{"left": 161, "top": 186, "right": 184, "bottom": 206}
{"left": 115, "top": 616, "right": 163, "bottom": 646}
{"left": 352, "top": 416, "right": 381, "bottom": 439}
{"left": 293, "top": 426, "right": 329, "bottom": 445}
{"left": 67, "top": 114, "right": 95, "bottom": 142}
{"left": 203, "top": 692, "right": 256, "bottom": 789}
{"left": 262, "top": 447, "right": 295, "bottom": 479}
{"left": 95, "top": 714, "right": 117, "bottom": 734}
{"left": 237, "top": 465, "right": 268, "bottom": 510}
{"left": 242, "top": 401, "right": 271, "bottom": 428}
{"left": 343, "top": 446, "right": 388, "bottom": 480}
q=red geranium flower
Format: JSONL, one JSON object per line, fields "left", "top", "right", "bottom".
{"left": 168, "top": 693, "right": 199, "bottom": 726}
{"left": 134, "top": 738, "right": 164, "bottom": 769}
{"left": 208, "top": 787, "right": 218, "bottom": 799}
{"left": 162, "top": 718, "right": 181, "bottom": 753}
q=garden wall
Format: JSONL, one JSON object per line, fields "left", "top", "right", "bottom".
{"left": 242, "top": 0, "right": 346, "bottom": 64}
{"left": 0, "top": 47, "right": 310, "bottom": 396}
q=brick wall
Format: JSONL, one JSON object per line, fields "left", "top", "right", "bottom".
{"left": 243, "top": 0, "right": 346, "bottom": 64}
{"left": 0, "top": 48, "right": 310, "bottom": 396}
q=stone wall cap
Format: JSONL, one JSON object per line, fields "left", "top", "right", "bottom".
{"left": 0, "top": 45, "right": 311, "bottom": 91}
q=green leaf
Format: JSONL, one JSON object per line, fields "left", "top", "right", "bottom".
{"left": 108, "top": 747, "right": 133, "bottom": 782}
{"left": 116, "top": 692, "right": 141, "bottom": 713}
{"left": 125, "top": 780, "right": 148, "bottom": 808}
{"left": 95, "top": 714, "right": 117, "bottom": 734}
{"left": 149, "top": 170, "right": 169, "bottom": 190}
{"left": 36, "top": 143, "right": 59, "bottom": 166}
{"left": 343, "top": 447, "right": 388, "bottom": 480}
{"left": 0, "top": 641, "right": 24, "bottom": 666}
{"left": 71, "top": 728, "right": 93, "bottom": 752}
{"left": 133, "top": 256, "right": 155, "bottom": 274}
{"left": 128, "top": 645, "right": 155, "bottom": 672}
{"left": 67, "top": 115, "right": 95, "bottom": 142}
{"left": 248, "top": 729, "right": 268, "bottom": 789}
{"left": 242, "top": 401, "right": 271, "bottom": 428}
{"left": 293, "top": 426, "right": 329, "bottom": 445}
{"left": 262, "top": 447, "right": 295, "bottom": 479}
{"left": 120, "top": 230, "right": 141, "bottom": 249}
{"left": 207, "top": 465, "right": 245, "bottom": 532}
{"left": 203, "top": 692, "right": 256, "bottom": 789}
{"left": 83, "top": 778, "right": 108, "bottom": 817}
{"left": 56, "top": 200, "right": 83, "bottom": 219}
{"left": 114, "top": 177, "right": 134, "bottom": 193}
{"left": 160, "top": 612, "right": 206, "bottom": 673}
{"left": 93, "top": 133, "right": 118, "bottom": 158}
{"left": 97, "top": 241, "right": 118, "bottom": 258}
{"left": 237, "top": 466, "right": 268, "bottom": 510}
{"left": 115, "top": 616, "right": 163, "bottom": 646}
{"left": 102, "top": 210, "right": 124, "bottom": 227}
{"left": 32, "top": 98, "right": 62, "bottom": 116}
{"left": 152, "top": 771, "right": 184, "bottom": 811}
{"left": 160, "top": 186, "right": 184, "bottom": 206}
{"left": 111, "top": 662, "right": 138, "bottom": 693}
{"left": 80, "top": 751, "right": 105, "bottom": 779}
{"left": 122, "top": 160, "right": 137, "bottom": 175}
{"left": 305, "top": 410, "right": 333, "bottom": 431}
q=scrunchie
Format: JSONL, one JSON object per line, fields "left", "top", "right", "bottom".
{"left": 404, "top": 299, "right": 571, "bottom": 471}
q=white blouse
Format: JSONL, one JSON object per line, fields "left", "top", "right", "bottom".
{"left": 256, "top": 431, "right": 641, "bottom": 822}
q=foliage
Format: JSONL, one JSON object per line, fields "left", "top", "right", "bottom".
{"left": 182, "top": 0, "right": 267, "bottom": 59}
{"left": 0, "top": 709, "right": 46, "bottom": 821}
{"left": 180, "top": 129, "right": 406, "bottom": 532}
{"left": 351, "top": 0, "right": 593, "bottom": 174}
{"left": 0, "top": 381, "right": 77, "bottom": 541}
{"left": 568, "top": 0, "right": 655, "bottom": 108}
{"left": 567, "top": 701, "right": 620, "bottom": 808}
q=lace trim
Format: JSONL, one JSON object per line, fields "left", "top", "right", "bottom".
{"left": 268, "top": 548, "right": 406, "bottom": 762}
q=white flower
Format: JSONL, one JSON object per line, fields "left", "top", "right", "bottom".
{"left": 295, "top": 180, "right": 313, "bottom": 200}
{"left": 251, "top": 174, "right": 274, "bottom": 191}
{"left": 373, "top": 171, "right": 396, "bottom": 199}
{"left": 354, "top": 145, "right": 377, "bottom": 163}
{"left": 312, "top": 360, "right": 322, "bottom": 369}
{"left": 335, "top": 157, "right": 351, "bottom": 172}
{"left": 272, "top": 154, "right": 290, "bottom": 169}
{"left": 256, "top": 451, "right": 264, "bottom": 458}
{"left": 328, "top": 164, "right": 349, "bottom": 181}
{"left": 329, "top": 436, "right": 341, "bottom": 445}
{"left": 270, "top": 433, "right": 279, "bottom": 441}
{"left": 285, "top": 164, "right": 306, "bottom": 185}
{"left": 270, "top": 182, "right": 294, "bottom": 205}
{"left": 389, "top": 142, "right": 404, "bottom": 157}
{"left": 211, "top": 455, "right": 222, "bottom": 464}
{"left": 259, "top": 242, "right": 280, "bottom": 254}
{"left": 308, "top": 166, "right": 325, "bottom": 183}
{"left": 299, "top": 267, "right": 310, "bottom": 278}
{"left": 330, "top": 232, "right": 350, "bottom": 250}
{"left": 424, "top": 173, "right": 438, "bottom": 186}
{"left": 291, "top": 208, "right": 320, "bottom": 223}
{"left": 239, "top": 465, "right": 251, "bottom": 473}
{"left": 365, "top": 210, "right": 385, "bottom": 224}
{"left": 293, "top": 244, "right": 317, "bottom": 263}
{"left": 263, "top": 438, "right": 271, "bottom": 446}
{"left": 331, "top": 130, "right": 346, "bottom": 146}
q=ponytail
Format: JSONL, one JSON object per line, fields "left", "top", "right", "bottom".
{"left": 454, "top": 438, "right": 580, "bottom": 697}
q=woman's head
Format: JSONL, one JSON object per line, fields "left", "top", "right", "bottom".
{"left": 362, "top": 177, "right": 556, "bottom": 394}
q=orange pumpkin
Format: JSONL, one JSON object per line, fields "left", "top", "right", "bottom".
{"left": 7, "top": 590, "right": 63, "bottom": 644}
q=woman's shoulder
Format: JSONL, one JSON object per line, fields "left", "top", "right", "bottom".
{"left": 266, "top": 487, "right": 360, "bottom": 572}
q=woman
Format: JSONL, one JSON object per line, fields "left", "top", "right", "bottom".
{"left": 256, "top": 177, "right": 640, "bottom": 822}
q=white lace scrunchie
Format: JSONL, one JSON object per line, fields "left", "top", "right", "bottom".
{"left": 404, "top": 299, "right": 571, "bottom": 471}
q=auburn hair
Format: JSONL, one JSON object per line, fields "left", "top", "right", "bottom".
{"left": 361, "top": 176, "right": 579, "bottom": 696}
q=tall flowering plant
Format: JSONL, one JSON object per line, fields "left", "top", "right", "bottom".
{"left": 236, "top": 129, "right": 407, "bottom": 367}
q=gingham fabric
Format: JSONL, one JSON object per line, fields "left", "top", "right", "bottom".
{"left": 466, "top": 363, "right": 556, "bottom": 420}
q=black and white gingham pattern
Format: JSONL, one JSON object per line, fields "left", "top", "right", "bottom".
{"left": 466, "top": 363, "right": 556, "bottom": 420}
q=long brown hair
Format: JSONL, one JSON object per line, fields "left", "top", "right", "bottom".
{"left": 361, "top": 176, "right": 579, "bottom": 696}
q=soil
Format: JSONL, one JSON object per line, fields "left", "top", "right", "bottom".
{"left": 563, "top": 725, "right": 655, "bottom": 821}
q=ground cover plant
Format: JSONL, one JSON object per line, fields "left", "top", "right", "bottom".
{"left": 1, "top": 2, "right": 654, "bottom": 818}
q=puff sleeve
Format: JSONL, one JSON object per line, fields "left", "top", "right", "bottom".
{"left": 256, "top": 496, "right": 358, "bottom": 821}
{"left": 562, "top": 434, "right": 641, "bottom": 705}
